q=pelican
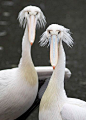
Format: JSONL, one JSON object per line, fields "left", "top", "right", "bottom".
{"left": 39, "top": 24, "right": 86, "bottom": 120}
{"left": 0, "top": 5, "right": 47, "bottom": 120}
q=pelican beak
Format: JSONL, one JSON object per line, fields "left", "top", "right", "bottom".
{"left": 29, "top": 15, "right": 36, "bottom": 45}
{"left": 50, "top": 35, "right": 59, "bottom": 69}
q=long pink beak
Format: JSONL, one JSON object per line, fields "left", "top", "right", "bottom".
{"left": 29, "top": 15, "right": 36, "bottom": 45}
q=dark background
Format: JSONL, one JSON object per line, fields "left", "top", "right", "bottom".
{"left": 0, "top": 0, "right": 86, "bottom": 119}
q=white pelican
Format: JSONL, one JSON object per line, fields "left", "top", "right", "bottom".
{"left": 39, "top": 24, "right": 86, "bottom": 120}
{"left": 0, "top": 6, "right": 46, "bottom": 120}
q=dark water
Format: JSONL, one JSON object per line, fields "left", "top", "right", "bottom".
{"left": 0, "top": 0, "right": 86, "bottom": 119}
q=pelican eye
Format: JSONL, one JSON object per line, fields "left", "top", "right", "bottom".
{"left": 27, "top": 11, "right": 31, "bottom": 15}
{"left": 48, "top": 31, "right": 51, "bottom": 34}
{"left": 27, "top": 12, "right": 29, "bottom": 15}
{"left": 58, "top": 31, "right": 60, "bottom": 34}
{"left": 36, "top": 12, "right": 38, "bottom": 15}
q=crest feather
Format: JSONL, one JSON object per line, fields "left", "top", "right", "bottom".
{"left": 63, "top": 28, "right": 73, "bottom": 47}
{"left": 18, "top": 10, "right": 27, "bottom": 28}
{"left": 36, "top": 11, "right": 46, "bottom": 28}
{"left": 18, "top": 9, "right": 46, "bottom": 29}
{"left": 39, "top": 31, "right": 49, "bottom": 47}
{"left": 39, "top": 26, "right": 73, "bottom": 47}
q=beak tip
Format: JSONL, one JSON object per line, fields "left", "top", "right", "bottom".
{"left": 53, "top": 66, "right": 55, "bottom": 70}
{"left": 31, "top": 42, "right": 33, "bottom": 46}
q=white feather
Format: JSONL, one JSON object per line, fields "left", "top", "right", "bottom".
{"left": 39, "top": 31, "right": 49, "bottom": 47}
{"left": 18, "top": 6, "right": 46, "bottom": 28}
{"left": 61, "top": 103, "right": 86, "bottom": 120}
{"left": 39, "top": 24, "right": 73, "bottom": 47}
{"left": 63, "top": 28, "right": 73, "bottom": 47}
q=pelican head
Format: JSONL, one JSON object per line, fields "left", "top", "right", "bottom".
{"left": 40, "top": 24, "right": 73, "bottom": 69}
{"left": 18, "top": 6, "right": 46, "bottom": 45}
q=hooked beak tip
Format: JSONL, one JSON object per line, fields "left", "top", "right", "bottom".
{"left": 53, "top": 66, "right": 55, "bottom": 70}
{"left": 31, "top": 42, "right": 33, "bottom": 46}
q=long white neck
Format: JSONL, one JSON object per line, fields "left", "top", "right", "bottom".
{"left": 17, "top": 26, "right": 38, "bottom": 86}
{"left": 18, "top": 25, "right": 34, "bottom": 68}
{"left": 39, "top": 42, "right": 66, "bottom": 110}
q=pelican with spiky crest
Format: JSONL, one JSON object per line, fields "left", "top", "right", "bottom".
{"left": 0, "top": 5, "right": 46, "bottom": 120}
{"left": 39, "top": 24, "right": 86, "bottom": 120}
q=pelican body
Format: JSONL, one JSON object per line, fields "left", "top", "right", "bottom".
{"left": 0, "top": 6, "right": 46, "bottom": 120}
{"left": 39, "top": 24, "right": 86, "bottom": 120}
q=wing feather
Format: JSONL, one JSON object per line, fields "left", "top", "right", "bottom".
{"left": 61, "top": 103, "right": 86, "bottom": 120}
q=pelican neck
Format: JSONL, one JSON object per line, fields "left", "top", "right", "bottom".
{"left": 18, "top": 25, "right": 34, "bottom": 68}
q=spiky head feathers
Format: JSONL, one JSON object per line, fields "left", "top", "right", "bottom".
{"left": 18, "top": 6, "right": 46, "bottom": 28}
{"left": 40, "top": 24, "right": 73, "bottom": 47}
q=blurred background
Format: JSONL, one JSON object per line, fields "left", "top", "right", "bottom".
{"left": 0, "top": 0, "right": 86, "bottom": 119}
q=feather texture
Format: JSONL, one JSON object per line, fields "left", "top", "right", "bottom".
{"left": 39, "top": 24, "right": 73, "bottom": 47}
{"left": 18, "top": 6, "right": 46, "bottom": 28}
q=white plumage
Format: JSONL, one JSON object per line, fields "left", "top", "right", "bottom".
{"left": 0, "top": 5, "right": 46, "bottom": 120}
{"left": 39, "top": 24, "right": 86, "bottom": 120}
{"left": 38, "top": 67, "right": 71, "bottom": 99}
